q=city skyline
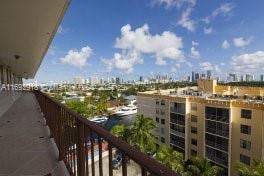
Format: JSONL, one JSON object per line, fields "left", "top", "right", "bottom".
{"left": 28, "top": 0, "right": 264, "bottom": 83}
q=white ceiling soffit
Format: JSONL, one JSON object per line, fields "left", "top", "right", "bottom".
{"left": 0, "top": 0, "right": 70, "bottom": 78}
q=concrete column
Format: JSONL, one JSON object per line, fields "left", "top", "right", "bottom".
{"left": 0, "top": 65, "right": 3, "bottom": 84}
{"left": 3, "top": 67, "right": 7, "bottom": 84}
{"left": 4, "top": 68, "right": 8, "bottom": 84}
{"left": 9, "top": 70, "right": 12, "bottom": 85}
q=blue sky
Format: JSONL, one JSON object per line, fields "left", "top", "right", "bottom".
{"left": 31, "top": 0, "right": 264, "bottom": 83}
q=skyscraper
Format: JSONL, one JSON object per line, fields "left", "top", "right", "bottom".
{"left": 139, "top": 76, "right": 143, "bottom": 82}
{"left": 206, "top": 70, "right": 212, "bottom": 79}
{"left": 245, "top": 74, "right": 254, "bottom": 82}
{"left": 192, "top": 72, "right": 195, "bottom": 83}
{"left": 261, "top": 74, "right": 264, "bottom": 82}
{"left": 194, "top": 72, "right": 200, "bottom": 81}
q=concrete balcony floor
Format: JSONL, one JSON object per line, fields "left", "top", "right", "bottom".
{"left": 0, "top": 91, "right": 69, "bottom": 176}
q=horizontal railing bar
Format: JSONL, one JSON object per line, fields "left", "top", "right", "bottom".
{"left": 34, "top": 90, "right": 177, "bottom": 176}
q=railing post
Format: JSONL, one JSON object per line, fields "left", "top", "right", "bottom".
{"left": 98, "top": 137, "right": 103, "bottom": 176}
{"left": 122, "top": 153, "right": 127, "bottom": 176}
{"left": 108, "top": 144, "right": 113, "bottom": 176}
{"left": 58, "top": 106, "right": 65, "bottom": 161}
{"left": 77, "top": 120, "right": 85, "bottom": 176}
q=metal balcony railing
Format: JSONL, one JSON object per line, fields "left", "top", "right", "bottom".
{"left": 34, "top": 90, "right": 177, "bottom": 176}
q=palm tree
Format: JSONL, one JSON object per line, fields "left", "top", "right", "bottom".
{"left": 236, "top": 160, "right": 264, "bottom": 176}
{"left": 110, "top": 124, "right": 132, "bottom": 144}
{"left": 110, "top": 114, "right": 156, "bottom": 153}
{"left": 236, "top": 162, "right": 253, "bottom": 176}
{"left": 156, "top": 145, "right": 185, "bottom": 175}
{"left": 129, "top": 114, "right": 156, "bottom": 153}
{"left": 186, "top": 157, "right": 222, "bottom": 176}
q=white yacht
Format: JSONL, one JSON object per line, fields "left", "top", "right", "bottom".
{"left": 90, "top": 116, "right": 108, "bottom": 124}
{"left": 114, "top": 99, "right": 137, "bottom": 116}
{"left": 114, "top": 105, "right": 137, "bottom": 116}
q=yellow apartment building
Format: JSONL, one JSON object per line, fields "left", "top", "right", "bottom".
{"left": 137, "top": 79, "right": 264, "bottom": 176}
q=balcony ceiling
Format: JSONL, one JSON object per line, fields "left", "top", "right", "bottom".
{"left": 0, "top": 0, "right": 70, "bottom": 78}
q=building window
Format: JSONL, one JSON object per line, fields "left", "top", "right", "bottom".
{"left": 241, "top": 124, "right": 251, "bottom": 135}
{"left": 161, "top": 119, "right": 165, "bottom": 124}
{"left": 160, "top": 109, "right": 165, "bottom": 115}
{"left": 191, "top": 139, "right": 197, "bottom": 146}
{"left": 156, "top": 109, "right": 159, "bottom": 114}
{"left": 191, "top": 103, "right": 197, "bottom": 111}
{"left": 161, "top": 100, "right": 165, "bottom": 105}
{"left": 156, "top": 117, "right": 159, "bottom": 123}
{"left": 191, "top": 149, "right": 197, "bottom": 157}
{"left": 161, "top": 128, "right": 164, "bottom": 134}
{"left": 156, "top": 100, "right": 160, "bottom": 105}
{"left": 191, "top": 126, "right": 197, "bottom": 134}
{"left": 241, "top": 109, "right": 252, "bottom": 119}
{"left": 240, "top": 139, "right": 251, "bottom": 150}
{"left": 161, "top": 137, "right": 165, "bottom": 143}
{"left": 240, "top": 154, "right": 251, "bottom": 165}
{"left": 191, "top": 115, "right": 198, "bottom": 122}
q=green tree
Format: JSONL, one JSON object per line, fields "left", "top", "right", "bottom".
{"left": 156, "top": 145, "right": 185, "bottom": 175}
{"left": 65, "top": 100, "right": 90, "bottom": 117}
{"left": 129, "top": 114, "right": 156, "bottom": 153}
{"left": 236, "top": 160, "right": 264, "bottom": 176}
{"left": 111, "top": 124, "right": 132, "bottom": 143}
{"left": 111, "top": 114, "right": 156, "bottom": 153}
{"left": 186, "top": 157, "right": 222, "bottom": 176}
{"left": 52, "top": 94, "right": 63, "bottom": 102}
{"left": 96, "top": 99, "right": 108, "bottom": 115}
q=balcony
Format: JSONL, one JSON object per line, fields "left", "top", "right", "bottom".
{"left": 0, "top": 91, "right": 69, "bottom": 175}
{"left": 0, "top": 90, "right": 177, "bottom": 176}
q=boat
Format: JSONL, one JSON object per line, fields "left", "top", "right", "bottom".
{"left": 113, "top": 104, "right": 137, "bottom": 116}
{"left": 90, "top": 116, "right": 108, "bottom": 124}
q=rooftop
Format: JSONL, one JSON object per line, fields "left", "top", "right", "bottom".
{"left": 138, "top": 80, "right": 264, "bottom": 108}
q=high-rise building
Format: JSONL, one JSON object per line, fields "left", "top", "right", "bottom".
{"left": 192, "top": 72, "right": 195, "bottom": 83}
{"left": 195, "top": 72, "right": 200, "bottom": 81}
{"left": 116, "top": 77, "right": 120, "bottom": 84}
{"left": 89, "top": 76, "right": 99, "bottom": 85}
{"left": 240, "top": 75, "right": 244, "bottom": 82}
{"left": 260, "top": 74, "right": 263, "bottom": 82}
{"left": 137, "top": 80, "right": 264, "bottom": 176}
{"left": 201, "top": 73, "right": 206, "bottom": 79}
{"left": 187, "top": 76, "right": 191, "bottom": 82}
{"left": 206, "top": 70, "right": 212, "bottom": 79}
{"left": 73, "top": 76, "right": 84, "bottom": 85}
{"left": 229, "top": 73, "right": 238, "bottom": 82}
{"left": 139, "top": 76, "right": 143, "bottom": 82}
{"left": 245, "top": 74, "right": 254, "bottom": 82}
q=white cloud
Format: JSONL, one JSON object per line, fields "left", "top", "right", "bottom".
{"left": 151, "top": 0, "right": 196, "bottom": 8}
{"left": 222, "top": 40, "right": 230, "bottom": 49}
{"left": 231, "top": 51, "right": 264, "bottom": 73}
{"left": 177, "top": 7, "right": 196, "bottom": 32}
{"left": 60, "top": 46, "right": 92, "bottom": 68}
{"left": 115, "top": 24, "right": 184, "bottom": 65}
{"left": 190, "top": 47, "right": 200, "bottom": 58}
{"left": 203, "top": 3, "right": 234, "bottom": 24}
{"left": 233, "top": 37, "right": 252, "bottom": 48}
{"left": 101, "top": 50, "right": 143, "bottom": 73}
{"left": 200, "top": 62, "right": 221, "bottom": 72}
{"left": 192, "top": 41, "right": 199, "bottom": 46}
{"left": 204, "top": 27, "right": 213, "bottom": 34}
